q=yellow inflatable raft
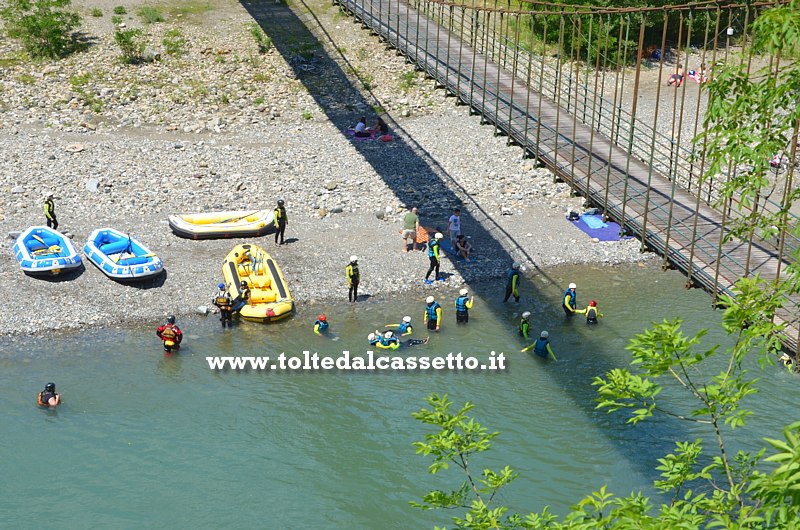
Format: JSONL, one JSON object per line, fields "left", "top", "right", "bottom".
{"left": 223, "top": 243, "right": 293, "bottom": 322}
{"left": 169, "top": 210, "right": 274, "bottom": 240}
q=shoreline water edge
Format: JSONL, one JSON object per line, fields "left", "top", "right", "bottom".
{"left": 0, "top": 0, "right": 658, "bottom": 337}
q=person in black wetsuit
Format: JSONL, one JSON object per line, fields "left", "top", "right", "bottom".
{"left": 274, "top": 199, "right": 288, "bottom": 245}
{"left": 38, "top": 382, "right": 61, "bottom": 407}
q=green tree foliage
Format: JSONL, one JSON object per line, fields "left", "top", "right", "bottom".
{"left": 698, "top": 0, "right": 800, "bottom": 243}
{"left": 0, "top": 0, "right": 82, "bottom": 59}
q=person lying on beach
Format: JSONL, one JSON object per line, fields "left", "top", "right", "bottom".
{"left": 667, "top": 64, "right": 684, "bottom": 87}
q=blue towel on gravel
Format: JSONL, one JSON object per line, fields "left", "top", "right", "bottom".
{"left": 582, "top": 215, "right": 608, "bottom": 230}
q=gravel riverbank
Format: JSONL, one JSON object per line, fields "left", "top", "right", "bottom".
{"left": 0, "top": 0, "right": 654, "bottom": 336}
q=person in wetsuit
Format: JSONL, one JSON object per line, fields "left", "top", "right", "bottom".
{"left": 424, "top": 295, "right": 442, "bottom": 332}
{"left": 212, "top": 283, "right": 233, "bottom": 327}
{"left": 274, "top": 199, "right": 288, "bottom": 245}
{"left": 38, "top": 382, "right": 61, "bottom": 407}
{"left": 314, "top": 314, "right": 329, "bottom": 335}
{"left": 455, "top": 288, "right": 474, "bottom": 324}
{"left": 577, "top": 299, "right": 603, "bottom": 324}
{"left": 562, "top": 283, "right": 577, "bottom": 317}
{"left": 156, "top": 315, "right": 183, "bottom": 353}
{"left": 346, "top": 255, "right": 360, "bottom": 303}
{"left": 503, "top": 262, "right": 521, "bottom": 303}
{"left": 424, "top": 233, "right": 443, "bottom": 284}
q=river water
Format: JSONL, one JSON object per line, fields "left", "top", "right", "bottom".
{"left": 2, "top": 262, "right": 797, "bottom": 528}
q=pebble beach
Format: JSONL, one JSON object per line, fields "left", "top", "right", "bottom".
{"left": 0, "top": 0, "right": 654, "bottom": 336}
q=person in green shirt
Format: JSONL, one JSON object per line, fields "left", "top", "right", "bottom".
{"left": 402, "top": 207, "right": 419, "bottom": 252}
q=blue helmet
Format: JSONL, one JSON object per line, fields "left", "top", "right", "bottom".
{"left": 218, "top": 283, "right": 225, "bottom": 289}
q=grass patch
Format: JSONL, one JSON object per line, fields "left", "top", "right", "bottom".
{"left": 162, "top": 28, "right": 186, "bottom": 56}
{"left": 253, "top": 96, "right": 265, "bottom": 105}
{"left": 137, "top": 6, "right": 164, "bottom": 24}
{"left": 90, "top": 8, "right": 103, "bottom": 17}
{"left": 164, "top": 1, "right": 214, "bottom": 17}
{"left": 17, "top": 73, "right": 37, "bottom": 85}
{"left": 113, "top": 6, "right": 127, "bottom": 15}
{"left": 253, "top": 71, "right": 271, "bottom": 83}
{"left": 248, "top": 22, "right": 271, "bottom": 54}
{"left": 0, "top": 56, "right": 23, "bottom": 68}
{"left": 220, "top": 93, "right": 230, "bottom": 104}
{"left": 111, "top": 15, "right": 123, "bottom": 25}
{"left": 69, "top": 72, "right": 92, "bottom": 87}
{"left": 399, "top": 71, "right": 416, "bottom": 91}
{"left": 360, "top": 73, "right": 375, "bottom": 91}
{"left": 302, "top": 111, "right": 313, "bottom": 120}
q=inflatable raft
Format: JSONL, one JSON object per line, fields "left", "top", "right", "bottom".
{"left": 222, "top": 243, "right": 293, "bottom": 322}
{"left": 168, "top": 210, "right": 275, "bottom": 240}
{"left": 83, "top": 228, "right": 163, "bottom": 281}
{"left": 13, "top": 226, "right": 82, "bottom": 276}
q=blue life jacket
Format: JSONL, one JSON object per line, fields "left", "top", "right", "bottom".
{"left": 315, "top": 320, "right": 329, "bottom": 332}
{"left": 455, "top": 296, "right": 469, "bottom": 312}
{"left": 369, "top": 337, "right": 380, "bottom": 346}
{"left": 398, "top": 322, "right": 412, "bottom": 333}
{"left": 426, "top": 302, "right": 441, "bottom": 321}
{"left": 533, "top": 338, "right": 550, "bottom": 357}
{"left": 563, "top": 288, "right": 576, "bottom": 310}
{"left": 428, "top": 239, "right": 439, "bottom": 259}
{"left": 586, "top": 307, "right": 598, "bottom": 323}
{"left": 379, "top": 335, "right": 399, "bottom": 346}
{"left": 506, "top": 268, "right": 519, "bottom": 287}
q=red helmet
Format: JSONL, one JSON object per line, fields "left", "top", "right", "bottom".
{"left": 318, "top": 314, "right": 327, "bottom": 322}
{"left": 589, "top": 300, "right": 597, "bottom": 307}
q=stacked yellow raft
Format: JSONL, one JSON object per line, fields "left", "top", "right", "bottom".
{"left": 168, "top": 210, "right": 274, "bottom": 240}
{"left": 223, "top": 243, "right": 293, "bottom": 322}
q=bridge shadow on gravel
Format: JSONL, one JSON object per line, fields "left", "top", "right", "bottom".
{"left": 239, "top": 0, "right": 693, "bottom": 487}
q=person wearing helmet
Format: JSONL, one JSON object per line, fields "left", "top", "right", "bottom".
{"left": 367, "top": 332, "right": 380, "bottom": 347}
{"left": 455, "top": 288, "right": 474, "bottom": 324}
{"left": 212, "top": 282, "right": 233, "bottom": 327}
{"left": 157, "top": 315, "right": 183, "bottom": 353}
{"left": 576, "top": 299, "right": 603, "bottom": 324}
{"left": 38, "top": 382, "right": 61, "bottom": 407}
{"left": 424, "top": 295, "right": 442, "bottom": 332}
{"left": 346, "top": 255, "right": 360, "bottom": 303}
{"left": 424, "top": 233, "right": 443, "bottom": 284}
{"left": 562, "top": 283, "right": 577, "bottom": 316}
{"left": 314, "top": 314, "right": 329, "bottom": 335}
{"left": 376, "top": 330, "right": 401, "bottom": 350}
{"left": 518, "top": 311, "right": 532, "bottom": 340}
{"left": 503, "top": 262, "right": 521, "bottom": 303}
{"left": 385, "top": 315, "right": 413, "bottom": 336}
{"left": 274, "top": 199, "right": 288, "bottom": 245}
{"left": 522, "top": 330, "right": 557, "bottom": 360}
{"left": 232, "top": 280, "right": 252, "bottom": 312}
{"left": 43, "top": 192, "right": 58, "bottom": 230}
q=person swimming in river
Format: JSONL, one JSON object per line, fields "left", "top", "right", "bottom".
{"left": 386, "top": 315, "right": 413, "bottom": 336}
{"left": 313, "top": 314, "right": 329, "bottom": 335}
{"left": 369, "top": 330, "right": 428, "bottom": 349}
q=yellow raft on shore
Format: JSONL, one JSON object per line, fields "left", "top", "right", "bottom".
{"left": 223, "top": 243, "right": 293, "bottom": 322}
{"left": 168, "top": 210, "right": 274, "bottom": 240}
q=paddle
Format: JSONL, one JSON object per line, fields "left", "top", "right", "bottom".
{"left": 220, "top": 211, "right": 259, "bottom": 224}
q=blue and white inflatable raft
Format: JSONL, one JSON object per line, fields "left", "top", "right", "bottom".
{"left": 83, "top": 228, "right": 163, "bottom": 281}
{"left": 13, "top": 226, "right": 82, "bottom": 276}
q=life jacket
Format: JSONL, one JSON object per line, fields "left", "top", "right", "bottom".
{"left": 586, "top": 307, "right": 598, "bottom": 322}
{"left": 44, "top": 199, "right": 55, "bottom": 217}
{"left": 347, "top": 263, "right": 360, "bottom": 281}
{"left": 38, "top": 392, "right": 49, "bottom": 406}
{"left": 455, "top": 296, "right": 469, "bottom": 312}
{"left": 274, "top": 206, "right": 287, "bottom": 225}
{"left": 314, "top": 320, "right": 329, "bottom": 332}
{"left": 533, "top": 338, "right": 549, "bottom": 357}
{"left": 563, "top": 288, "right": 576, "bottom": 310}
{"left": 426, "top": 302, "right": 441, "bottom": 321}
{"left": 161, "top": 326, "right": 177, "bottom": 340}
{"left": 398, "top": 322, "right": 412, "bottom": 333}
{"left": 519, "top": 318, "right": 529, "bottom": 336}
{"left": 428, "top": 239, "right": 439, "bottom": 259}
{"left": 214, "top": 291, "right": 231, "bottom": 309}
{"left": 380, "top": 335, "right": 399, "bottom": 346}
{"left": 369, "top": 337, "right": 380, "bottom": 346}
{"left": 506, "top": 268, "right": 519, "bottom": 287}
